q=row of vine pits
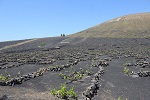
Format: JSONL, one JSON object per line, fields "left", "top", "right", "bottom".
{"left": 0, "top": 38, "right": 149, "bottom": 99}
{"left": 82, "top": 59, "right": 108, "bottom": 100}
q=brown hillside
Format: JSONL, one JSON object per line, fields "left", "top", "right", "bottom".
{"left": 69, "top": 12, "right": 150, "bottom": 38}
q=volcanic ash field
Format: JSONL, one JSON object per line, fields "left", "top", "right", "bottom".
{"left": 0, "top": 37, "right": 150, "bottom": 100}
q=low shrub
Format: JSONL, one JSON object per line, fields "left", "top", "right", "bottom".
{"left": 50, "top": 84, "right": 77, "bottom": 99}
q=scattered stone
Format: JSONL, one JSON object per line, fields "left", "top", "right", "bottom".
{"left": 0, "top": 95, "right": 8, "bottom": 100}
{"left": 137, "top": 71, "right": 150, "bottom": 77}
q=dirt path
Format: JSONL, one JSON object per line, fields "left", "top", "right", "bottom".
{"left": 60, "top": 37, "right": 87, "bottom": 44}
{"left": 0, "top": 86, "right": 60, "bottom": 100}
{"left": 0, "top": 39, "right": 38, "bottom": 51}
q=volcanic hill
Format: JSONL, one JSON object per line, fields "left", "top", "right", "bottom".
{"left": 69, "top": 12, "right": 150, "bottom": 38}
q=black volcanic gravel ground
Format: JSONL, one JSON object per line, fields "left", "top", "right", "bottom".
{"left": 0, "top": 37, "right": 150, "bottom": 100}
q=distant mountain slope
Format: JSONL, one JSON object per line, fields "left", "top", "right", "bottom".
{"left": 69, "top": 12, "right": 150, "bottom": 38}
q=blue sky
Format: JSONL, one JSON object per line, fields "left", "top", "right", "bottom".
{"left": 0, "top": 0, "right": 150, "bottom": 41}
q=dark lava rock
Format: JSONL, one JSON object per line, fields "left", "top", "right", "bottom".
{"left": 28, "top": 73, "right": 35, "bottom": 78}
{"left": 83, "top": 82, "right": 99, "bottom": 99}
{"left": 83, "top": 90, "right": 92, "bottom": 99}
{"left": 137, "top": 71, "right": 150, "bottom": 77}
{"left": 0, "top": 95, "right": 8, "bottom": 100}
{"left": 0, "top": 81, "right": 6, "bottom": 86}
{"left": 130, "top": 71, "right": 139, "bottom": 78}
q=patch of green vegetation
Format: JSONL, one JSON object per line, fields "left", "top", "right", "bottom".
{"left": 50, "top": 84, "right": 77, "bottom": 99}
{"left": 79, "top": 68, "right": 84, "bottom": 73}
{"left": 59, "top": 72, "right": 70, "bottom": 80}
{"left": 51, "top": 88, "right": 57, "bottom": 96}
{"left": 5, "top": 70, "right": 11, "bottom": 78}
{"left": 123, "top": 61, "right": 132, "bottom": 67}
{"left": 38, "top": 42, "right": 47, "bottom": 47}
{"left": 86, "top": 64, "right": 89, "bottom": 67}
{"left": 89, "top": 51, "right": 96, "bottom": 55}
{"left": 18, "top": 71, "right": 21, "bottom": 75}
{"left": 17, "top": 71, "right": 21, "bottom": 77}
{"left": 86, "top": 69, "right": 92, "bottom": 76}
{"left": 0, "top": 71, "right": 11, "bottom": 81}
{"left": 63, "top": 75, "right": 68, "bottom": 80}
{"left": 59, "top": 66, "right": 93, "bottom": 82}
{"left": 118, "top": 96, "right": 128, "bottom": 100}
{"left": 123, "top": 63, "right": 128, "bottom": 67}
{"left": 0, "top": 74, "right": 7, "bottom": 81}
{"left": 123, "top": 67, "right": 130, "bottom": 75}
{"left": 59, "top": 70, "right": 83, "bottom": 81}
{"left": 118, "top": 97, "right": 121, "bottom": 100}
{"left": 68, "top": 86, "right": 76, "bottom": 98}
{"left": 48, "top": 66, "right": 53, "bottom": 69}
{"left": 76, "top": 71, "right": 82, "bottom": 79}
{"left": 59, "top": 72, "right": 63, "bottom": 77}
{"left": 54, "top": 64, "right": 59, "bottom": 68}
{"left": 70, "top": 66, "right": 75, "bottom": 72}
{"left": 90, "top": 60, "right": 95, "bottom": 68}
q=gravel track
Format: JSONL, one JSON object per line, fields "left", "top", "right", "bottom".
{"left": 0, "top": 39, "right": 38, "bottom": 51}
